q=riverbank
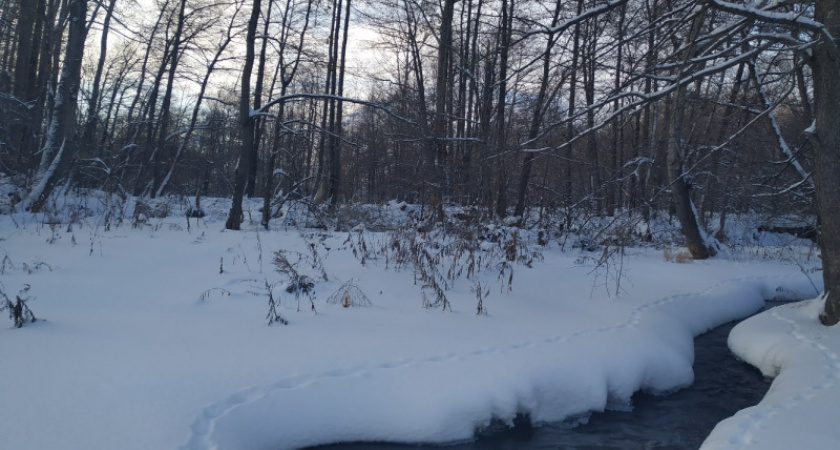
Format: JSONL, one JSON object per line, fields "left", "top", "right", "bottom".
{"left": 312, "top": 316, "right": 773, "bottom": 450}
{"left": 0, "top": 212, "right": 834, "bottom": 450}
{"left": 701, "top": 298, "right": 840, "bottom": 449}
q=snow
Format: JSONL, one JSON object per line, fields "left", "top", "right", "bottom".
{"left": 23, "top": 138, "right": 66, "bottom": 209}
{"left": 702, "top": 296, "right": 840, "bottom": 449}
{"left": 0, "top": 201, "right": 837, "bottom": 450}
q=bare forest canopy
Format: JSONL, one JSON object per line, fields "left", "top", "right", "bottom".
{"left": 0, "top": 0, "right": 830, "bottom": 238}
{"left": 3, "top": 0, "right": 840, "bottom": 323}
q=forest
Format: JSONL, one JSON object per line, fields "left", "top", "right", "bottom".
{"left": 4, "top": 2, "right": 840, "bottom": 449}
{"left": 1, "top": 0, "right": 839, "bottom": 322}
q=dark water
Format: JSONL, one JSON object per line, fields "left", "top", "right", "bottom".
{"left": 309, "top": 315, "right": 770, "bottom": 450}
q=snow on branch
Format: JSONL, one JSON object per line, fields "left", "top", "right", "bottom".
{"left": 536, "top": 0, "right": 629, "bottom": 36}
{"left": 23, "top": 139, "right": 66, "bottom": 210}
{"left": 0, "top": 93, "right": 36, "bottom": 109}
{"left": 706, "top": 0, "right": 840, "bottom": 58}
{"left": 749, "top": 60, "right": 813, "bottom": 189}
{"left": 706, "top": 0, "right": 820, "bottom": 30}
{"left": 522, "top": 40, "right": 774, "bottom": 155}
{"left": 256, "top": 93, "right": 420, "bottom": 127}
{"left": 200, "top": 96, "right": 234, "bottom": 106}
{"left": 164, "top": 123, "right": 212, "bottom": 142}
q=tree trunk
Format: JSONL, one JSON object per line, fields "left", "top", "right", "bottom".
{"left": 81, "top": 0, "right": 117, "bottom": 152}
{"left": 156, "top": 2, "right": 242, "bottom": 198}
{"left": 151, "top": 0, "right": 187, "bottom": 198}
{"left": 133, "top": 39, "right": 171, "bottom": 196}
{"left": 26, "top": 0, "right": 88, "bottom": 212}
{"left": 226, "top": 0, "right": 261, "bottom": 230}
{"left": 262, "top": 94, "right": 285, "bottom": 229}
{"left": 812, "top": 0, "right": 840, "bottom": 325}
{"left": 494, "top": 0, "right": 512, "bottom": 219}
{"left": 640, "top": 0, "right": 658, "bottom": 224}
{"left": 583, "top": 24, "right": 600, "bottom": 214}
{"left": 328, "top": 0, "right": 352, "bottom": 208}
{"left": 246, "top": 0, "right": 273, "bottom": 198}
{"left": 607, "top": 3, "right": 626, "bottom": 217}
{"left": 563, "top": 0, "right": 584, "bottom": 224}
{"left": 12, "top": 0, "right": 38, "bottom": 101}
{"left": 262, "top": 0, "right": 312, "bottom": 227}
{"left": 433, "top": 0, "right": 456, "bottom": 213}
{"left": 666, "top": 6, "right": 711, "bottom": 260}
{"left": 667, "top": 87, "right": 710, "bottom": 260}
{"left": 514, "top": 0, "right": 562, "bottom": 220}
{"left": 314, "top": 0, "right": 342, "bottom": 204}
{"left": 124, "top": 2, "right": 166, "bottom": 134}
{"left": 9, "top": 0, "right": 40, "bottom": 169}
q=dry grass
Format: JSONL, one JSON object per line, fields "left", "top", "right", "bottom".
{"left": 663, "top": 247, "right": 693, "bottom": 264}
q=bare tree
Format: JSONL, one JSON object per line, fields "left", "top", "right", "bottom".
{"left": 666, "top": 6, "right": 713, "bottom": 259}
{"left": 81, "top": 0, "right": 118, "bottom": 151}
{"left": 226, "top": 0, "right": 261, "bottom": 230}
{"left": 329, "top": 0, "right": 353, "bottom": 207}
{"left": 261, "top": 0, "right": 313, "bottom": 228}
{"left": 513, "top": 0, "right": 564, "bottom": 220}
{"left": 155, "top": 0, "right": 244, "bottom": 198}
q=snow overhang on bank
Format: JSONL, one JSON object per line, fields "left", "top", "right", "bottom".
{"left": 701, "top": 297, "right": 840, "bottom": 450}
{"left": 184, "top": 278, "right": 821, "bottom": 450}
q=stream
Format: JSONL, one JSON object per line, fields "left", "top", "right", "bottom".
{"left": 309, "top": 309, "right": 772, "bottom": 450}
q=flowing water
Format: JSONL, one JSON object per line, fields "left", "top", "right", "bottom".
{"left": 309, "top": 313, "right": 771, "bottom": 450}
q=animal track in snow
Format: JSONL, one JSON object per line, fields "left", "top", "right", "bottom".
{"left": 726, "top": 304, "right": 840, "bottom": 450}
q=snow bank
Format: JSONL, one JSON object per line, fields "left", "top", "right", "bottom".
{"left": 0, "top": 215, "right": 827, "bottom": 450}
{"left": 185, "top": 277, "right": 817, "bottom": 450}
{"left": 701, "top": 297, "right": 840, "bottom": 450}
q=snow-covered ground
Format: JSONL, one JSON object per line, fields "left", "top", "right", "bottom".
{"left": 703, "top": 297, "right": 840, "bottom": 449}
{"left": 0, "top": 201, "right": 837, "bottom": 450}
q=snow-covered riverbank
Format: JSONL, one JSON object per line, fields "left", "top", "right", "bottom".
{"left": 0, "top": 207, "right": 835, "bottom": 450}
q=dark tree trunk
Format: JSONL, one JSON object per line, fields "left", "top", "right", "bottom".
{"left": 124, "top": 2, "right": 166, "bottom": 133}
{"left": 494, "top": 0, "right": 512, "bottom": 219}
{"left": 667, "top": 88, "right": 710, "bottom": 260}
{"left": 564, "top": 0, "right": 584, "bottom": 223}
{"left": 607, "top": 3, "right": 626, "bottom": 216}
{"left": 151, "top": 0, "right": 187, "bottom": 198}
{"left": 666, "top": 6, "right": 711, "bottom": 260}
{"left": 133, "top": 38, "right": 171, "bottom": 196}
{"left": 9, "top": 0, "right": 40, "bottom": 169}
{"left": 156, "top": 2, "right": 243, "bottom": 198}
{"left": 328, "top": 0, "right": 352, "bottom": 208}
{"left": 26, "top": 0, "right": 88, "bottom": 212}
{"left": 226, "top": 0, "right": 261, "bottom": 230}
{"left": 812, "top": 0, "right": 840, "bottom": 325}
{"left": 583, "top": 23, "right": 600, "bottom": 214}
{"left": 246, "top": 0, "right": 273, "bottom": 198}
{"left": 514, "top": 0, "right": 562, "bottom": 220}
{"left": 433, "top": 0, "right": 456, "bottom": 213}
{"left": 454, "top": 0, "right": 472, "bottom": 204}
{"left": 81, "top": 0, "right": 117, "bottom": 152}
{"left": 640, "top": 0, "right": 658, "bottom": 224}
{"left": 314, "top": 0, "right": 342, "bottom": 203}
{"left": 262, "top": 0, "right": 312, "bottom": 228}
{"left": 12, "top": 0, "right": 38, "bottom": 101}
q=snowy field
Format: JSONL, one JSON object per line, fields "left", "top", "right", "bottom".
{"left": 1, "top": 199, "right": 838, "bottom": 450}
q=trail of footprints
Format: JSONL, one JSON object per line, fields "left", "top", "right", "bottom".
{"left": 727, "top": 304, "right": 840, "bottom": 449}
{"left": 181, "top": 277, "right": 772, "bottom": 450}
